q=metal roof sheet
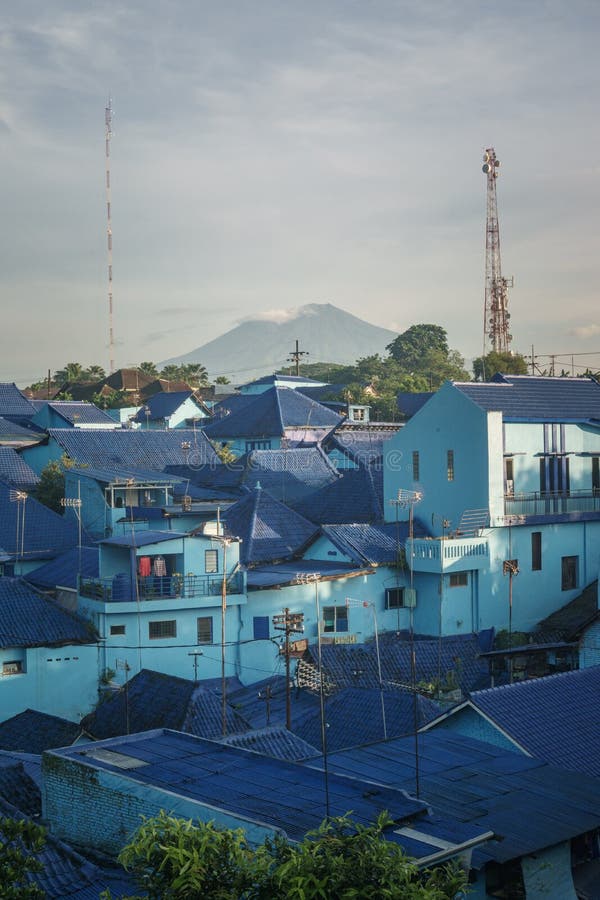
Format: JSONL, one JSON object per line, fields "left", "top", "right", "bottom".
{"left": 247, "top": 560, "right": 373, "bottom": 589}
{"left": 100, "top": 529, "right": 187, "bottom": 547}
{"left": 25, "top": 546, "right": 99, "bottom": 590}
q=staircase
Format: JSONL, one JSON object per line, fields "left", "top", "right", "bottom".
{"left": 455, "top": 509, "right": 489, "bottom": 538}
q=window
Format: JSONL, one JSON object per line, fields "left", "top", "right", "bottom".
{"left": 323, "top": 606, "right": 348, "bottom": 633}
{"left": 447, "top": 450, "right": 454, "bottom": 482}
{"left": 110, "top": 624, "right": 126, "bottom": 636}
{"left": 197, "top": 617, "right": 213, "bottom": 644}
{"left": 205, "top": 549, "right": 219, "bottom": 573}
{"left": 245, "top": 440, "right": 271, "bottom": 452}
{"left": 412, "top": 451, "right": 420, "bottom": 481}
{"left": 2, "top": 660, "right": 23, "bottom": 676}
{"left": 385, "top": 587, "right": 416, "bottom": 609}
{"left": 505, "top": 458, "right": 514, "bottom": 495}
{"left": 149, "top": 620, "right": 177, "bottom": 639}
{"left": 593, "top": 457, "right": 600, "bottom": 495}
{"left": 351, "top": 407, "right": 365, "bottom": 421}
{"left": 253, "top": 616, "right": 270, "bottom": 640}
{"left": 561, "top": 555, "right": 578, "bottom": 591}
{"left": 449, "top": 572, "right": 468, "bottom": 588}
{"left": 531, "top": 532, "right": 542, "bottom": 571}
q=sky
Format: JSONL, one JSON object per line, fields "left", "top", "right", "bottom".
{"left": 2, "top": 0, "right": 600, "bottom": 385}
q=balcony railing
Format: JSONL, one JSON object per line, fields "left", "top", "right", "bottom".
{"left": 504, "top": 489, "right": 600, "bottom": 518}
{"left": 79, "top": 572, "right": 244, "bottom": 603}
{"left": 409, "top": 537, "right": 489, "bottom": 573}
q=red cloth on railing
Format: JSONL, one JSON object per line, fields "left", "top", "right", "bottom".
{"left": 138, "top": 556, "right": 151, "bottom": 577}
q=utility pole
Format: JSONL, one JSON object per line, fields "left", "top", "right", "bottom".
{"left": 482, "top": 148, "right": 513, "bottom": 356}
{"left": 105, "top": 97, "right": 115, "bottom": 374}
{"left": 502, "top": 555, "right": 519, "bottom": 684}
{"left": 273, "top": 608, "right": 305, "bottom": 729}
{"left": 288, "top": 339, "right": 309, "bottom": 377}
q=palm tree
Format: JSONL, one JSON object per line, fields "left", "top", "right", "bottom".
{"left": 85, "top": 365, "right": 106, "bottom": 382}
{"left": 54, "top": 362, "right": 84, "bottom": 384}
{"left": 179, "top": 363, "right": 209, "bottom": 386}
{"left": 138, "top": 361, "right": 159, "bottom": 377}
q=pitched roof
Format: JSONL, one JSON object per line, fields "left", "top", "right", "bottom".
{"left": 0, "top": 448, "right": 39, "bottom": 490}
{"left": 25, "top": 547, "right": 99, "bottom": 591}
{"left": 0, "top": 416, "right": 41, "bottom": 442}
{"left": 465, "top": 667, "right": 600, "bottom": 777}
{"left": 133, "top": 390, "right": 197, "bottom": 422}
{"left": 325, "top": 428, "right": 391, "bottom": 465}
{"left": 0, "top": 709, "right": 81, "bottom": 753}
{"left": 396, "top": 392, "right": 434, "bottom": 417}
{"left": 246, "top": 559, "right": 374, "bottom": 589}
{"left": 81, "top": 669, "right": 250, "bottom": 740}
{"left": 0, "top": 479, "right": 79, "bottom": 560}
{"left": 321, "top": 522, "right": 415, "bottom": 565}
{"left": 322, "top": 730, "right": 600, "bottom": 867}
{"left": 222, "top": 486, "right": 319, "bottom": 565}
{"left": 293, "top": 466, "right": 383, "bottom": 524}
{"left": 243, "top": 447, "right": 340, "bottom": 503}
{"left": 536, "top": 579, "right": 599, "bottom": 640}
{"left": 0, "top": 758, "right": 41, "bottom": 817}
{"left": 0, "top": 578, "right": 96, "bottom": 648}
{"left": 454, "top": 374, "right": 600, "bottom": 421}
{"left": 33, "top": 401, "right": 117, "bottom": 426}
{"left": 239, "top": 374, "right": 326, "bottom": 390}
{"left": 0, "top": 383, "right": 36, "bottom": 419}
{"left": 203, "top": 387, "right": 342, "bottom": 439}
{"left": 100, "top": 529, "right": 186, "bottom": 548}
{"left": 44, "top": 427, "right": 219, "bottom": 469}
{"left": 219, "top": 726, "right": 320, "bottom": 761}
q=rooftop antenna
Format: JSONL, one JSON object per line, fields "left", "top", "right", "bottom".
{"left": 105, "top": 96, "right": 115, "bottom": 373}
{"left": 482, "top": 148, "right": 513, "bottom": 357}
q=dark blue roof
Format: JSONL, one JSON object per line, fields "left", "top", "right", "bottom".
{"left": 320, "top": 730, "right": 600, "bottom": 867}
{"left": 53, "top": 729, "right": 427, "bottom": 841}
{"left": 0, "top": 416, "right": 39, "bottom": 439}
{"left": 321, "top": 522, "right": 421, "bottom": 565}
{"left": 210, "top": 393, "right": 256, "bottom": 419}
{"left": 0, "top": 578, "right": 96, "bottom": 648}
{"left": 0, "top": 710, "right": 81, "bottom": 753}
{"left": 220, "top": 726, "right": 320, "bottom": 761}
{"left": 0, "top": 758, "right": 41, "bottom": 816}
{"left": 100, "top": 530, "right": 186, "bottom": 548}
{"left": 44, "top": 428, "right": 220, "bottom": 469}
{"left": 133, "top": 390, "right": 199, "bottom": 422}
{"left": 25, "top": 547, "right": 99, "bottom": 590}
{"left": 293, "top": 466, "right": 383, "bottom": 524}
{"left": 465, "top": 667, "right": 600, "bottom": 777}
{"left": 203, "top": 387, "right": 342, "bottom": 439}
{"left": 326, "top": 429, "right": 392, "bottom": 465}
{"left": 222, "top": 486, "right": 319, "bottom": 565}
{"left": 0, "top": 448, "right": 39, "bottom": 490}
{"left": 0, "top": 383, "right": 36, "bottom": 418}
{"left": 35, "top": 401, "right": 117, "bottom": 426}
{"left": 0, "top": 479, "right": 79, "bottom": 560}
{"left": 396, "top": 392, "right": 434, "bottom": 417}
{"left": 82, "top": 669, "right": 250, "bottom": 740}
{"left": 454, "top": 374, "right": 600, "bottom": 421}
{"left": 243, "top": 447, "right": 340, "bottom": 503}
{"left": 68, "top": 465, "right": 182, "bottom": 485}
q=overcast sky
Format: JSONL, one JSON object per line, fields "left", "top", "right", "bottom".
{"left": 2, "top": 1, "right": 600, "bottom": 384}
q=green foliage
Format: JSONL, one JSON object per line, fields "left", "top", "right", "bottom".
{"left": 494, "top": 629, "right": 530, "bottom": 650}
{"left": 215, "top": 375, "right": 231, "bottom": 385}
{"left": 138, "top": 362, "right": 159, "bottom": 377}
{"left": 0, "top": 817, "right": 46, "bottom": 899}
{"left": 111, "top": 811, "right": 469, "bottom": 900}
{"left": 92, "top": 389, "right": 128, "bottom": 409}
{"left": 472, "top": 352, "right": 528, "bottom": 381}
{"left": 213, "top": 442, "right": 238, "bottom": 465}
{"left": 34, "top": 459, "right": 66, "bottom": 514}
{"left": 159, "top": 363, "right": 209, "bottom": 387}
{"left": 387, "top": 324, "right": 449, "bottom": 369}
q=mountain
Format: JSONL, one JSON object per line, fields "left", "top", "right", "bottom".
{"left": 160, "top": 303, "right": 397, "bottom": 382}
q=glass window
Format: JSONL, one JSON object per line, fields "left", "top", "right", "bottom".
{"left": 149, "top": 620, "right": 177, "bottom": 640}
{"left": 323, "top": 606, "right": 348, "bottom": 633}
{"left": 205, "top": 549, "right": 219, "bottom": 574}
{"left": 447, "top": 450, "right": 454, "bottom": 482}
{"left": 253, "top": 616, "right": 270, "bottom": 640}
{"left": 197, "top": 617, "right": 213, "bottom": 644}
{"left": 412, "top": 451, "right": 420, "bottom": 481}
{"left": 531, "top": 532, "right": 542, "bottom": 571}
{"left": 561, "top": 556, "right": 578, "bottom": 591}
{"left": 110, "top": 624, "right": 126, "bottom": 636}
{"left": 449, "top": 572, "right": 468, "bottom": 587}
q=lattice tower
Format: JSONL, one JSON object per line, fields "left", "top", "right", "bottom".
{"left": 483, "top": 147, "right": 512, "bottom": 354}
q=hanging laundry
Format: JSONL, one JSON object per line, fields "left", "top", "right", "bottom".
{"left": 138, "top": 556, "right": 151, "bottom": 577}
{"left": 153, "top": 555, "right": 167, "bottom": 577}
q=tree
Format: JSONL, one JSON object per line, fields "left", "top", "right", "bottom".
{"left": 34, "top": 460, "right": 66, "bottom": 514}
{"left": 386, "top": 325, "right": 449, "bottom": 370}
{"left": 107, "top": 811, "right": 468, "bottom": 900}
{"left": 179, "top": 363, "right": 209, "bottom": 387}
{"left": 84, "top": 365, "right": 106, "bottom": 382}
{"left": 0, "top": 817, "right": 46, "bottom": 899}
{"left": 54, "top": 362, "right": 84, "bottom": 383}
{"left": 472, "top": 351, "right": 528, "bottom": 381}
{"left": 214, "top": 375, "right": 231, "bottom": 385}
{"left": 138, "top": 362, "right": 159, "bottom": 377}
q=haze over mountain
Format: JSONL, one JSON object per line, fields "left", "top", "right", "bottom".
{"left": 160, "top": 303, "right": 398, "bottom": 382}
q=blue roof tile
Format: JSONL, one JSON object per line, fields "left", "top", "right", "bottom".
{"left": 320, "top": 522, "right": 423, "bottom": 564}
{"left": 243, "top": 447, "right": 340, "bottom": 503}
{"left": 32, "top": 401, "right": 117, "bottom": 426}
{"left": 133, "top": 390, "right": 201, "bottom": 422}
{"left": 25, "top": 547, "right": 99, "bottom": 590}
{"left": 396, "top": 392, "right": 434, "bottom": 417}
{"left": 293, "top": 466, "right": 383, "bottom": 524}
{"left": 0, "top": 479, "right": 79, "bottom": 561}
{"left": 0, "top": 383, "right": 36, "bottom": 419}
{"left": 82, "top": 669, "right": 250, "bottom": 740}
{"left": 464, "top": 667, "right": 600, "bottom": 777}
{"left": 0, "top": 578, "right": 96, "bottom": 648}
{"left": 0, "top": 448, "right": 39, "bottom": 490}
{"left": 0, "top": 710, "right": 81, "bottom": 753}
{"left": 220, "top": 726, "right": 320, "bottom": 760}
{"left": 0, "top": 759, "right": 41, "bottom": 816}
{"left": 44, "top": 428, "right": 220, "bottom": 469}
{"left": 0, "top": 416, "right": 40, "bottom": 440}
{"left": 246, "top": 559, "right": 373, "bottom": 589}
{"left": 204, "top": 387, "right": 342, "bottom": 439}
{"left": 222, "top": 486, "right": 319, "bottom": 564}
{"left": 454, "top": 374, "right": 600, "bottom": 421}
{"left": 325, "top": 428, "right": 396, "bottom": 466}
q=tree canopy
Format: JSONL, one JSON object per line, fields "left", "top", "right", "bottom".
{"left": 106, "top": 810, "right": 468, "bottom": 900}
{"left": 472, "top": 351, "right": 528, "bottom": 381}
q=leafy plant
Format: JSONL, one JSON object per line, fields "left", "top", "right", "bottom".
{"left": 0, "top": 817, "right": 46, "bottom": 899}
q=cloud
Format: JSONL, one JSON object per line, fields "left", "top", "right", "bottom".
{"left": 568, "top": 324, "right": 600, "bottom": 339}
{"left": 236, "top": 307, "right": 301, "bottom": 325}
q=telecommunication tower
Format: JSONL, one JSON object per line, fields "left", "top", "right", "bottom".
{"left": 482, "top": 148, "right": 512, "bottom": 355}
{"left": 105, "top": 97, "right": 115, "bottom": 373}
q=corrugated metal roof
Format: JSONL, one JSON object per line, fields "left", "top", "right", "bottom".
{"left": 222, "top": 486, "right": 319, "bottom": 565}
{"left": 68, "top": 465, "right": 183, "bottom": 485}
{"left": 454, "top": 374, "right": 600, "bottom": 420}
{"left": 220, "top": 726, "right": 320, "bottom": 761}
{"left": 0, "top": 578, "right": 96, "bottom": 648}
{"left": 100, "top": 530, "right": 187, "bottom": 547}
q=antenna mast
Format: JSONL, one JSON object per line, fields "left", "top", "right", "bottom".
{"left": 105, "top": 97, "right": 115, "bottom": 373}
{"left": 482, "top": 148, "right": 512, "bottom": 355}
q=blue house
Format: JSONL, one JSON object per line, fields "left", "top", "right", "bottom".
{"left": 30, "top": 400, "right": 117, "bottom": 430}
{"left": 383, "top": 374, "right": 600, "bottom": 636}
{"left": 76, "top": 527, "right": 246, "bottom": 685}
{"left": 0, "top": 578, "right": 99, "bottom": 723}
{"left": 203, "top": 387, "right": 342, "bottom": 456}
{"left": 132, "top": 390, "right": 209, "bottom": 429}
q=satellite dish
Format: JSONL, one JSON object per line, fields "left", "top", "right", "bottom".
{"left": 483, "top": 152, "right": 490, "bottom": 162}
{"left": 482, "top": 163, "right": 491, "bottom": 173}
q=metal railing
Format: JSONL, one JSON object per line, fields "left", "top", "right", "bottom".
{"left": 79, "top": 571, "right": 244, "bottom": 603}
{"left": 504, "top": 489, "right": 600, "bottom": 517}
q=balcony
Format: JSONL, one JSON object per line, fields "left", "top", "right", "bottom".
{"left": 408, "top": 537, "right": 489, "bottom": 574}
{"left": 504, "top": 490, "right": 600, "bottom": 519}
{"left": 79, "top": 572, "right": 244, "bottom": 603}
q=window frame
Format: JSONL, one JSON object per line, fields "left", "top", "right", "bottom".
{"left": 561, "top": 555, "right": 578, "bottom": 591}
{"left": 205, "top": 549, "right": 219, "bottom": 574}
{"left": 110, "top": 624, "right": 126, "bottom": 636}
{"left": 531, "top": 532, "right": 542, "bottom": 571}
{"left": 148, "top": 620, "right": 177, "bottom": 640}
{"left": 447, "top": 449, "right": 455, "bottom": 482}
{"left": 197, "top": 616, "right": 213, "bottom": 644}
{"left": 449, "top": 572, "right": 468, "bottom": 588}
{"left": 323, "top": 605, "right": 349, "bottom": 633}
